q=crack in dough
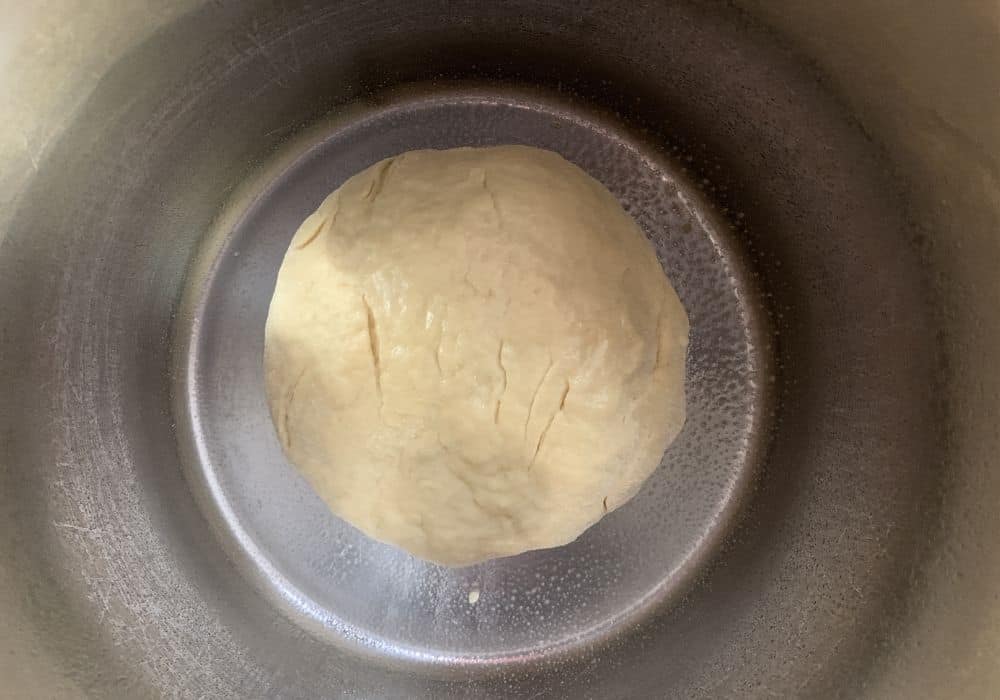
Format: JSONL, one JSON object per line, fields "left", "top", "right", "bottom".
{"left": 280, "top": 367, "right": 308, "bottom": 450}
{"left": 524, "top": 358, "right": 553, "bottom": 444}
{"left": 494, "top": 339, "right": 508, "bottom": 424}
{"left": 361, "top": 294, "right": 382, "bottom": 407}
{"left": 531, "top": 380, "right": 570, "bottom": 468}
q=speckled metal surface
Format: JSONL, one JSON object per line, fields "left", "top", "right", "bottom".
{"left": 175, "top": 88, "right": 768, "bottom": 668}
{"left": 1, "top": 0, "right": 996, "bottom": 698}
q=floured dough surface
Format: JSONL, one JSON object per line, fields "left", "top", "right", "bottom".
{"left": 264, "top": 145, "right": 688, "bottom": 566}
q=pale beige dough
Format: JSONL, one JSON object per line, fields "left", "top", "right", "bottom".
{"left": 264, "top": 145, "right": 688, "bottom": 566}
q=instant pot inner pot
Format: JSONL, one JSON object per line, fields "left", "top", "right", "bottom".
{"left": 176, "top": 87, "right": 768, "bottom": 665}
{"left": 3, "top": 2, "right": 950, "bottom": 697}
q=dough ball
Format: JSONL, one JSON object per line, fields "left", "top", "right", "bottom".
{"left": 264, "top": 145, "right": 688, "bottom": 566}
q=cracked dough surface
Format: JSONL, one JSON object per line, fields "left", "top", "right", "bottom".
{"left": 264, "top": 145, "right": 688, "bottom": 566}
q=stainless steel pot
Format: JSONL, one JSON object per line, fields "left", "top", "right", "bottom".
{"left": 2, "top": 1, "right": 997, "bottom": 698}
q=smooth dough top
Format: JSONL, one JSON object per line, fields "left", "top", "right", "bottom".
{"left": 264, "top": 145, "right": 688, "bottom": 566}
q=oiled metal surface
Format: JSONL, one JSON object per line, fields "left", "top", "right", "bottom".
{"left": 0, "top": 1, "right": 996, "bottom": 698}
{"left": 176, "top": 88, "right": 766, "bottom": 666}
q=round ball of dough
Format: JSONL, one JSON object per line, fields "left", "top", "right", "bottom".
{"left": 264, "top": 145, "right": 688, "bottom": 567}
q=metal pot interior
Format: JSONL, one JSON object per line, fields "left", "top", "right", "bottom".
{"left": 1, "top": 1, "right": 997, "bottom": 697}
